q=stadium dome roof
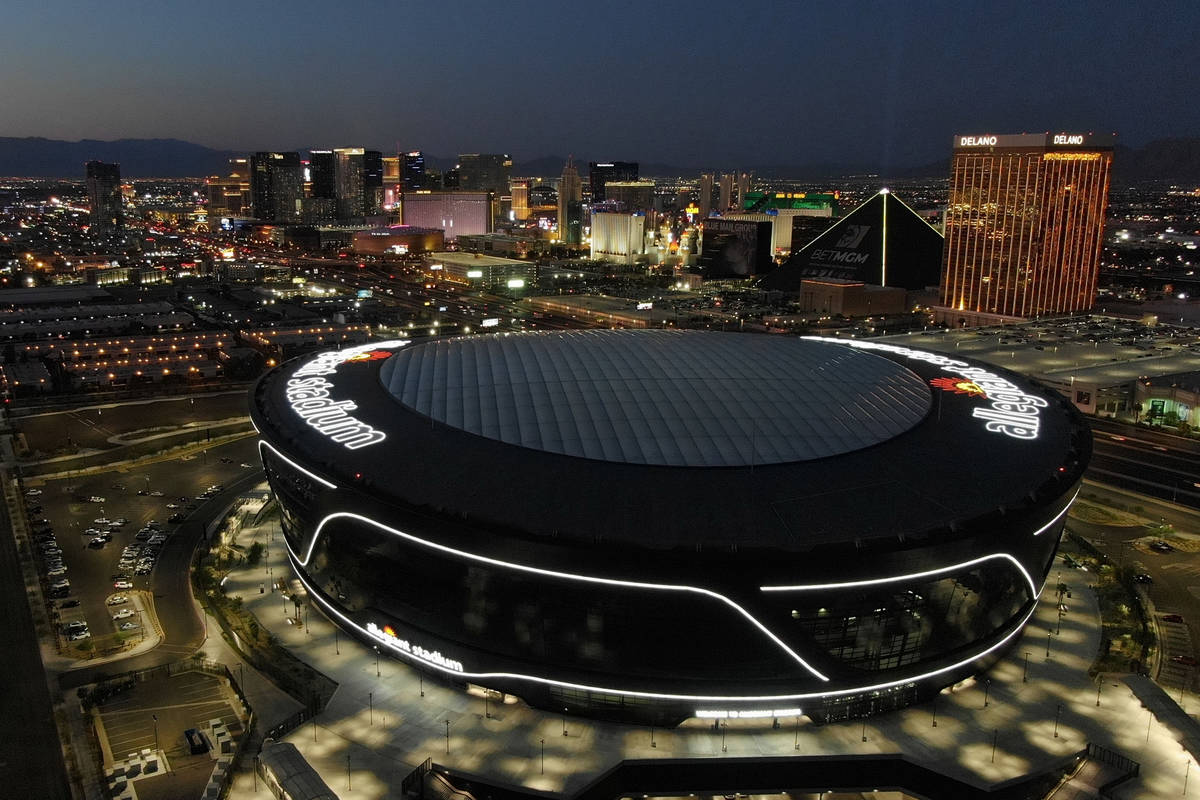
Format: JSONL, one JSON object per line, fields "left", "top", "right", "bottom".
{"left": 379, "top": 330, "right": 932, "bottom": 467}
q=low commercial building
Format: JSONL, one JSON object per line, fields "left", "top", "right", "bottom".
{"left": 240, "top": 324, "right": 372, "bottom": 361}
{"left": 427, "top": 252, "right": 536, "bottom": 288}
{"left": 351, "top": 226, "right": 444, "bottom": 255}
{"left": 795, "top": 279, "right": 907, "bottom": 317}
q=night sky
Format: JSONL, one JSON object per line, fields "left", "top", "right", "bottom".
{"left": 4, "top": 0, "right": 1199, "bottom": 168}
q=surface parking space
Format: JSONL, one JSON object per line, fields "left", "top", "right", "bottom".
{"left": 97, "top": 670, "right": 243, "bottom": 763}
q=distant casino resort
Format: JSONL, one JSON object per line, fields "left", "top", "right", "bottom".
{"left": 249, "top": 330, "right": 1091, "bottom": 725}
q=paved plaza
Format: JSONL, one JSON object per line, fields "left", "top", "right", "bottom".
{"left": 217, "top": 515, "right": 1200, "bottom": 799}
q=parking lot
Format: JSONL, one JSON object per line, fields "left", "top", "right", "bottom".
{"left": 20, "top": 435, "right": 261, "bottom": 663}
{"left": 95, "top": 668, "right": 245, "bottom": 800}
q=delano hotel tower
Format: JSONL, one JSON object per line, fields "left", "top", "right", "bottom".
{"left": 937, "top": 133, "right": 1113, "bottom": 325}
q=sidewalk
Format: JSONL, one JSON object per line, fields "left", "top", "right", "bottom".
{"left": 211, "top": 519, "right": 1199, "bottom": 800}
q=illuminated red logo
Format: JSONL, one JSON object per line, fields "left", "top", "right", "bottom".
{"left": 930, "top": 376, "right": 988, "bottom": 398}
{"left": 345, "top": 350, "right": 394, "bottom": 363}
{"left": 381, "top": 625, "right": 398, "bottom": 638}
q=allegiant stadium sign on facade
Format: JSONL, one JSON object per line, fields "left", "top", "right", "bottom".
{"left": 285, "top": 341, "right": 406, "bottom": 449}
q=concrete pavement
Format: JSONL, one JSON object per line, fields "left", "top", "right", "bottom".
{"left": 208, "top": 515, "right": 1200, "bottom": 799}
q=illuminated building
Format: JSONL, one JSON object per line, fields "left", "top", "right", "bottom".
{"left": 362, "top": 150, "right": 384, "bottom": 216}
{"left": 938, "top": 133, "right": 1114, "bottom": 323}
{"left": 590, "top": 212, "right": 646, "bottom": 264}
{"left": 698, "top": 173, "right": 715, "bottom": 219}
{"left": 761, "top": 190, "right": 943, "bottom": 291}
{"left": 308, "top": 151, "right": 336, "bottom": 200}
{"left": 697, "top": 218, "right": 772, "bottom": 277}
{"left": 333, "top": 148, "right": 366, "bottom": 219}
{"left": 249, "top": 152, "right": 303, "bottom": 222}
{"left": 588, "top": 161, "right": 638, "bottom": 203}
{"left": 350, "top": 226, "right": 445, "bottom": 255}
{"left": 456, "top": 153, "right": 511, "bottom": 196}
{"left": 718, "top": 173, "right": 735, "bottom": 211}
{"left": 400, "top": 192, "right": 491, "bottom": 239}
{"left": 204, "top": 158, "right": 252, "bottom": 223}
{"left": 511, "top": 180, "right": 530, "bottom": 221}
{"left": 251, "top": 330, "right": 1089, "bottom": 724}
{"left": 85, "top": 161, "right": 123, "bottom": 232}
{"left": 603, "top": 180, "right": 656, "bottom": 214}
{"left": 558, "top": 158, "right": 583, "bottom": 246}
{"left": 402, "top": 151, "right": 425, "bottom": 192}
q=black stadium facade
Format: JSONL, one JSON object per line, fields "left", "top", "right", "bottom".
{"left": 250, "top": 330, "right": 1090, "bottom": 725}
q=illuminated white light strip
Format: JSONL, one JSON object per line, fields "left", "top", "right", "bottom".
{"left": 291, "top": 512, "right": 829, "bottom": 681}
{"left": 257, "top": 440, "right": 338, "bottom": 490}
{"left": 759, "top": 491, "right": 1076, "bottom": 595}
{"left": 290, "top": 560, "right": 1042, "bottom": 703}
{"left": 760, "top": 552, "right": 1039, "bottom": 599}
{"left": 1033, "top": 489, "right": 1079, "bottom": 536}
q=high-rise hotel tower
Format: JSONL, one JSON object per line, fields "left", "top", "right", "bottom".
{"left": 938, "top": 133, "right": 1113, "bottom": 323}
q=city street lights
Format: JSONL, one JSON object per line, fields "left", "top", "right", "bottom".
{"left": 1053, "top": 703, "right": 1063, "bottom": 738}
{"left": 369, "top": 692, "right": 373, "bottom": 726}
{"left": 720, "top": 720, "right": 727, "bottom": 752}
{"left": 991, "top": 729, "right": 998, "bottom": 763}
{"left": 1023, "top": 651, "right": 1031, "bottom": 682}
{"left": 444, "top": 719, "right": 450, "bottom": 754}
{"left": 1046, "top": 630, "right": 1053, "bottom": 659}
{"left": 540, "top": 738, "right": 544, "bottom": 774}
{"left": 374, "top": 646, "right": 380, "bottom": 677}
{"left": 562, "top": 709, "right": 568, "bottom": 737}
{"left": 983, "top": 678, "right": 991, "bottom": 708}
{"left": 152, "top": 714, "right": 159, "bottom": 754}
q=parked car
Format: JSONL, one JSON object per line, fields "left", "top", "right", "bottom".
{"left": 1172, "top": 655, "right": 1198, "bottom": 667}
{"left": 168, "top": 514, "right": 185, "bottom": 524}
{"left": 25, "top": 489, "right": 42, "bottom": 497}
{"left": 1151, "top": 540, "right": 1174, "bottom": 553}
{"left": 1164, "top": 614, "right": 1185, "bottom": 624}
{"left": 149, "top": 491, "right": 164, "bottom": 497}
{"left": 68, "top": 631, "right": 91, "bottom": 641}
{"left": 119, "top": 622, "right": 139, "bottom": 631}
{"left": 113, "top": 609, "right": 135, "bottom": 620}
{"left": 113, "top": 580, "right": 133, "bottom": 590}
{"left": 106, "top": 595, "right": 128, "bottom": 606}
{"left": 59, "top": 599, "right": 81, "bottom": 609}
{"left": 47, "top": 566, "right": 68, "bottom": 577}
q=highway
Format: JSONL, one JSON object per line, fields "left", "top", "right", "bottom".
{"left": 1087, "top": 417, "right": 1200, "bottom": 509}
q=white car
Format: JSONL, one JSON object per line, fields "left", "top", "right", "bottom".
{"left": 25, "top": 489, "right": 42, "bottom": 497}
{"left": 47, "top": 566, "right": 68, "bottom": 577}
{"left": 113, "top": 580, "right": 133, "bottom": 590}
{"left": 107, "top": 595, "right": 128, "bottom": 605}
{"left": 89, "top": 496, "right": 106, "bottom": 503}
{"left": 68, "top": 631, "right": 91, "bottom": 641}
{"left": 94, "top": 518, "right": 110, "bottom": 525}
{"left": 112, "top": 609, "right": 135, "bottom": 620}
{"left": 166, "top": 503, "right": 179, "bottom": 509}
{"left": 240, "top": 463, "right": 253, "bottom": 468}
{"left": 119, "top": 622, "right": 139, "bottom": 631}
{"left": 149, "top": 491, "right": 164, "bottom": 497}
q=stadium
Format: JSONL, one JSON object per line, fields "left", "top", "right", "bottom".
{"left": 249, "top": 329, "right": 1091, "bottom": 725}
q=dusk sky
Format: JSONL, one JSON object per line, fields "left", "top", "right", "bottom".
{"left": 5, "top": 0, "right": 1200, "bottom": 168}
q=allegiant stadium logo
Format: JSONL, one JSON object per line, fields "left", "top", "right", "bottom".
{"left": 930, "top": 376, "right": 987, "bottom": 397}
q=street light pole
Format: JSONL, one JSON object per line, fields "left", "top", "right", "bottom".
{"left": 1046, "top": 630, "right": 1053, "bottom": 659}
{"left": 721, "top": 720, "right": 727, "bottom": 752}
{"left": 152, "top": 714, "right": 158, "bottom": 754}
{"left": 991, "top": 729, "right": 998, "bottom": 763}
{"left": 444, "top": 719, "right": 450, "bottom": 754}
{"left": 983, "top": 678, "right": 991, "bottom": 708}
{"left": 1053, "top": 703, "right": 1063, "bottom": 738}
{"left": 563, "top": 709, "right": 568, "bottom": 737}
{"left": 540, "top": 737, "right": 544, "bottom": 774}
{"left": 369, "top": 692, "right": 373, "bottom": 726}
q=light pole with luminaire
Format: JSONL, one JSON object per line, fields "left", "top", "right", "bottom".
{"left": 562, "top": 709, "right": 568, "bottom": 736}
{"left": 540, "top": 737, "right": 544, "bottom": 774}
{"left": 1053, "top": 703, "right": 1063, "bottom": 738}
{"left": 1023, "top": 651, "right": 1031, "bottom": 682}
{"left": 375, "top": 646, "right": 380, "bottom": 677}
{"left": 152, "top": 714, "right": 159, "bottom": 754}
{"left": 444, "top": 719, "right": 450, "bottom": 754}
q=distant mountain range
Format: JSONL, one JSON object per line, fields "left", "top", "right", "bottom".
{"left": 2, "top": 135, "right": 1199, "bottom": 183}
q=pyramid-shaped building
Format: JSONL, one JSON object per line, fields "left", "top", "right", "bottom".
{"left": 758, "top": 190, "right": 943, "bottom": 292}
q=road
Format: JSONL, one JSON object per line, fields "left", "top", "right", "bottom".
{"left": 1067, "top": 485, "right": 1200, "bottom": 692}
{"left": 12, "top": 392, "right": 251, "bottom": 455}
{"left": 1087, "top": 417, "right": 1200, "bottom": 509}
{"left": 0, "top": 483, "right": 72, "bottom": 798}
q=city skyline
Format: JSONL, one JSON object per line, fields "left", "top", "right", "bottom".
{"left": 3, "top": 1, "right": 1199, "bottom": 169}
